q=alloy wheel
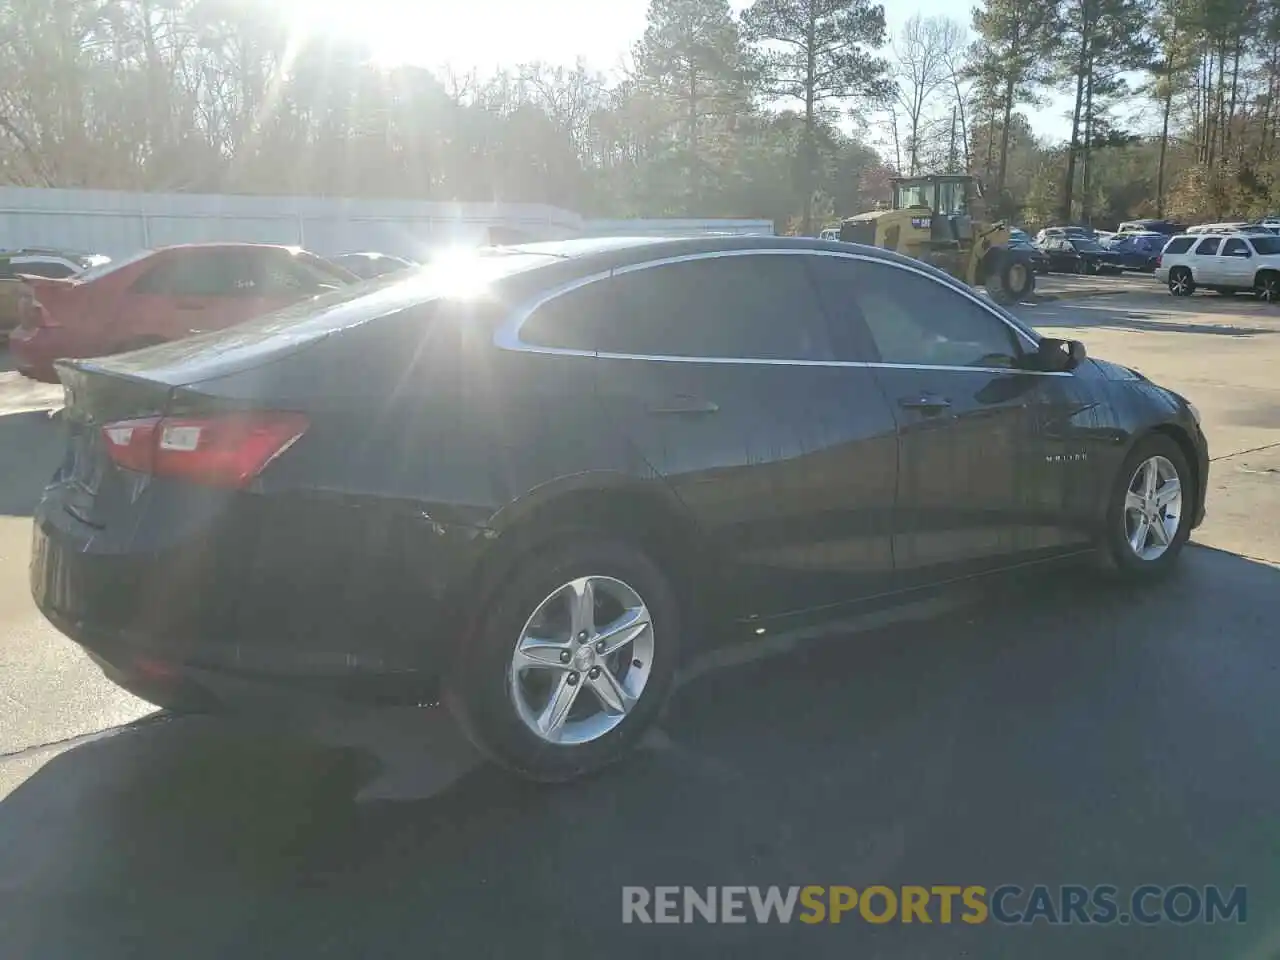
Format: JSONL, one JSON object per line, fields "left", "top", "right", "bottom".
{"left": 1169, "top": 272, "right": 1191, "bottom": 295}
{"left": 1122, "top": 455, "right": 1183, "bottom": 562}
{"left": 508, "top": 575, "right": 654, "bottom": 745}
{"left": 1258, "top": 276, "right": 1280, "bottom": 303}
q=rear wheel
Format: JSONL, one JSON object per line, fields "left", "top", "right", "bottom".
{"left": 445, "top": 537, "right": 680, "bottom": 782}
{"left": 1095, "top": 435, "right": 1192, "bottom": 581}
{"left": 1168, "top": 267, "right": 1194, "bottom": 296}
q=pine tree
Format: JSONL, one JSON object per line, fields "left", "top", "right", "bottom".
{"left": 741, "top": 0, "right": 890, "bottom": 232}
{"left": 969, "top": 0, "right": 1059, "bottom": 207}
{"left": 1054, "top": 0, "right": 1154, "bottom": 222}
{"left": 634, "top": 0, "right": 751, "bottom": 210}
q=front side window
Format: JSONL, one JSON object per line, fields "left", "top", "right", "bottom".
{"left": 600, "top": 255, "right": 833, "bottom": 361}
{"left": 1222, "top": 238, "right": 1251, "bottom": 257}
{"left": 895, "top": 183, "right": 931, "bottom": 209}
{"left": 809, "top": 257, "right": 1022, "bottom": 369}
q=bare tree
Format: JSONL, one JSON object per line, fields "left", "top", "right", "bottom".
{"left": 937, "top": 19, "right": 972, "bottom": 171}
{"left": 890, "top": 15, "right": 958, "bottom": 174}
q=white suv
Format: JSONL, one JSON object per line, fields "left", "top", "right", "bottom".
{"left": 1155, "top": 232, "right": 1280, "bottom": 301}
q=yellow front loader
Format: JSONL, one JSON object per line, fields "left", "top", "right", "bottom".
{"left": 838, "top": 175, "right": 1035, "bottom": 305}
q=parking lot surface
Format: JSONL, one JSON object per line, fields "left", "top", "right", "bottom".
{"left": 0, "top": 276, "right": 1277, "bottom": 959}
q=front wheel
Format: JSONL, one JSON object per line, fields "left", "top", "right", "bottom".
{"left": 1256, "top": 272, "right": 1280, "bottom": 303}
{"left": 1095, "top": 435, "right": 1193, "bottom": 581}
{"left": 987, "top": 256, "right": 1035, "bottom": 304}
{"left": 445, "top": 537, "right": 680, "bottom": 782}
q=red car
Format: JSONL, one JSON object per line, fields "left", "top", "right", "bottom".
{"left": 10, "top": 243, "right": 357, "bottom": 381}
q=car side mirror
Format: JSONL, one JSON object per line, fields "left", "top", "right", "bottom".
{"left": 1033, "top": 337, "right": 1087, "bottom": 372}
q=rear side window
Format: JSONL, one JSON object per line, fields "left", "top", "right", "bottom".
{"left": 12, "top": 260, "right": 76, "bottom": 279}
{"left": 1163, "top": 237, "right": 1194, "bottom": 255}
{"left": 521, "top": 278, "right": 615, "bottom": 351}
{"left": 132, "top": 250, "right": 260, "bottom": 296}
{"left": 602, "top": 255, "right": 833, "bottom": 361}
{"left": 1194, "top": 237, "right": 1222, "bottom": 255}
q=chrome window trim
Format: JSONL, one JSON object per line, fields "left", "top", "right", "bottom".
{"left": 494, "top": 248, "right": 1071, "bottom": 377}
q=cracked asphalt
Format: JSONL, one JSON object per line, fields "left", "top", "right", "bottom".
{"left": 0, "top": 277, "right": 1277, "bottom": 959}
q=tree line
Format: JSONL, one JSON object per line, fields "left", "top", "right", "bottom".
{"left": 1, "top": 0, "right": 1278, "bottom": 233}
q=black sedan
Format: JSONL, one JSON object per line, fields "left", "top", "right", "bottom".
{"left": 31, "top": 236, "right": 1208, "bottom": 782}
{"left": 1009, "top": 237, "right": 1050, "bottom": 273}
{"left": 1038, "top": 236, "right": 1124, "bottom": 274}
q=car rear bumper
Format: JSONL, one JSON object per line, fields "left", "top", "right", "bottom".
{"left": 30, "top": 479, "right": 488, "bottom": 716}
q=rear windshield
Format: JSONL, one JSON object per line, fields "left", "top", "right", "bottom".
{"left": 1163, "top": 237, "right": 1195, "bottom": 254}
{"left": 1251, "top": 236, "right": 1280, "bottom": 255}
{"left": 77, "top": 249, "right": 152, "bottom": 282}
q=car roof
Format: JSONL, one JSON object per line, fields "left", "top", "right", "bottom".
{"left": 501, "top": 234, "right": 959, "bottom": 276}
{"left": 155, "top": 242, "right": 304, "bottom": 253}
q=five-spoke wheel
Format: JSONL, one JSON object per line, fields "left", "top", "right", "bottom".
{"left": 509, "top": 575, "right": 654, "bottom": 745}
{"left": 446, "top": 538, "right": 679, "bottom": 782}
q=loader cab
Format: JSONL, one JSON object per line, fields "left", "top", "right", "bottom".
{"left": 891, "top": 174, "right": 984, "bottom": 245}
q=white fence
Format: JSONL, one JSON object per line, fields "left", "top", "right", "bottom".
{"left": 0, "top": 187, "right": 773, "bottom": 258}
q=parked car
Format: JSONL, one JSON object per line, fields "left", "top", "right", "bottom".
{"left": 1155, "top": 232, "right": 1280, "bottom": 300}
{"left": 0, "top": 250, "right": 110, "bottom": 336}
{"left": 1036, "top": 236, "right": 1123, "bottom": 274}
{"left": 330, "top": 251, "right": 419, "bottom": 280}
{"left": 9, "top": 243, "right": 358, "bottom": 381}
{"left": 1007, "top": 233, "right": 1050, "bottom": 273}
{"left": 1117, "top": 219, "right": 1185, "bottom": 236}
{"left": 1035, "top": 225, "right": 1093, "bottom": 244}
{"left": 1102, "top": 231, "right": 1165, "bottom": 272}
{"left": 31, "top": 236, "right": 1208, "bottom": 782}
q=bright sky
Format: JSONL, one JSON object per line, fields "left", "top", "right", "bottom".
{"left": 285, "top": 0, "right": 1076, "bottom": 143}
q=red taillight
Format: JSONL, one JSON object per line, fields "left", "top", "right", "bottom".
{"left": 101, "top": 411, "right": 309, "bottom": 489}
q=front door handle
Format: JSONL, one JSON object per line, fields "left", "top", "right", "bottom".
{"left": 898, "top": 395, "right": 952, "bottom": 413}
{"left": 647, "top": 396, "right": 720, "bottom": 416}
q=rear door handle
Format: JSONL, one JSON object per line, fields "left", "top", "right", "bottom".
{"left": 647, "top": 396, "right": 720, "bottom": 416}
{"left": 898, "top": 395, "right": 952, "bottom": 413}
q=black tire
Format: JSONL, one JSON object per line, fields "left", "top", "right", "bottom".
{"left": 1095, "top": 434, "right": 1194, "bottom": 581}
{"left": 1167, "top": 267, "right": 1195, "bottom": 296}
{"left": 986, "top": 254, "right": 1035, "bottom": 304}
{"left": 445, "top": 536, "right": 680, "bottom": 782}
{"left": 1255, "top": 271, "right": 1280, "bottom": 303}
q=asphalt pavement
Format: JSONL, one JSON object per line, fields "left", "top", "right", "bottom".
{"left": 1, "top": 278, "right": 1278, "bottom": 959}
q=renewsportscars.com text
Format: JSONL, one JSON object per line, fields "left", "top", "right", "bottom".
{"left": 622, "top": 884, "right": 1247, "bottom": 926}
